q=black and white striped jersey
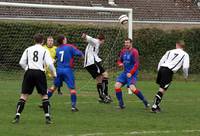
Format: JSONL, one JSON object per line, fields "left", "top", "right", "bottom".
{"left": 158, "top": 48, "right": 190, "bottom": 73}
{"left": 84, "top": 35, "right": 102, "bottom": 67}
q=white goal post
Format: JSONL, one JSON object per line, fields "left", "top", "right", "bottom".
{"left": 0, "top": 2, "right": 133, "bottom": 39}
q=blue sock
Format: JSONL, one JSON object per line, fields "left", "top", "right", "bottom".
{"left": 47, "top": 91, "right": 53, "bottom": 98}
{"left": 134, "top": 89, "right": 144, "bottom": 101}
{"left": 71, "top": 94, "right": 77, "bottom": 108}
{"left": 115, "top": 89, "right": 124, "bottom": 106}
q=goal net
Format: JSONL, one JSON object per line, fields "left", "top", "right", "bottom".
{"left": 0, "top": 2, "right": 132, "bottom": 80}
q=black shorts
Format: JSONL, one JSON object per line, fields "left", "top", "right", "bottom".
{"left": 156, "top": 67, "right": 173, "bottom": 90}
{"left": 85, "top": 62, "right": 105, "bottom": 79}
{"left": 21, "top": 69, "right": 47, "bottom": 95}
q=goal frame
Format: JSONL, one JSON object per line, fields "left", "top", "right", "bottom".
{"left": 0, "top": 2, "right": 133, "bottom": 39}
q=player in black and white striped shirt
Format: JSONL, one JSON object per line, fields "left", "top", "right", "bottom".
{"left": 82, "top": 33, "right": 112, "bottom": 103}
{"left": 12, "top": 34, "right": 57, "bottom": 124}
{"left": 151, "top": 40, "right": 190, "bottom": 113}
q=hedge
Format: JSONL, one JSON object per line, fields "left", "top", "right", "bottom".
{"left": 0, "top": 21, "right": 199, "bottom": 73}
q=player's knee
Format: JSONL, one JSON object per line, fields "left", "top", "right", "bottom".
{"left": 42, "top": 94, "right": 48, "bottom": 99}
{"left": 129, "top": 85, "right": 137, "bottom": 92}
{"left": 115, "top": 82, "right": 122, "bottom": 89}
{"left": 102, "top": 71, "right": 108, "bottom": 78}
{"left": 70, "top": 89, "right": 77, "bottom": 94}
{"left": 20, "top": 94, "right": 28, "bottom": 101}
{"left": 96, "top": 75, "right": 103, "bottom": 83}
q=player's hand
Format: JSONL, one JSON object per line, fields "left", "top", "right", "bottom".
{"left": 127, "top": 73, "right": 132, "bottom": 78}
{"left": 81, "top": 33, "right": 86, "bottom": 38}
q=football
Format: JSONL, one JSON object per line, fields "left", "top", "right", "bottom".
{"left": 118, "top": 14, "right": 128, "bottom": 24}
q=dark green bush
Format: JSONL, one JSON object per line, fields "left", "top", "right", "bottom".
{"left": 0, "top": 21, "right": 199, "bottom": 73}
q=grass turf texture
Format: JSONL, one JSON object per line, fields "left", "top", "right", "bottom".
{"left": 0, "top": 72, "right": 200, "bottom": 136}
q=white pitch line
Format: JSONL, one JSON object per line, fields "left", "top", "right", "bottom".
{"left": 65, "top": 129, "right": 200, "bottom": 136}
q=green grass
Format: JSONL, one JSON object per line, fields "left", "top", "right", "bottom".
{"left": 0, "top": 73, "right": 200, "bottom": 136}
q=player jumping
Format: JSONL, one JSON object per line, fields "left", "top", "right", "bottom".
{"left": 82, "top": 33, "right": 112, "bottom": 103}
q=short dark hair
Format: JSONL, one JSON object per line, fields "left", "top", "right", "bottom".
{"left": 57, "top": 34, "right": 65, "bottom": 45}
{"left": 125, "top": 38, "right": 133, "bottom": 43}
{"left": 33, "top": 33, "right": 44, "bottom": 44}
{"left": 97, "top": 33, "right": 105, "bottom": 41}
{"left": 176, "top": 40, "right": 185, "bottom": 48}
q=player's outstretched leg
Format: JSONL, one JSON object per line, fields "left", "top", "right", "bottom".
{"left": 42, "top": 98, "right": 52, "bottom": 124}
{"left": 70, "top": 90, "right": 79, "bottom": 112}
{"left": 151, "top": 91, "right": 163, "bottom": 113}
{"left": 132, "top": 89, "right": 150, "bottom": 108}
{"left": 12, "top": 98, "right": 26, "bottom": 124}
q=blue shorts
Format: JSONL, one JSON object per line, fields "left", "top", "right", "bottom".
{"left": 54, "top": 68, "right": 75, "bottom": 89}
{"left": 116, "top": 71, "right": 138, "bottom": 86}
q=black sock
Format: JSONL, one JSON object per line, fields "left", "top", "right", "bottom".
{"left": 57, "top": 87, "right": 61, "bottom": 93}
{"left": 97, "top": 83, "right": 104, "bottom": 99}
{"left": 42, "top": 99, "right": 50, "bottom": 118}
{"left": 15, "top": 99, "right": 26, "bottom": 117}
{"left": 153, "top": 91, "right": 163, "bottom": 106}
{"left": 102, "top": 78, "right": 109, "bottom": 96}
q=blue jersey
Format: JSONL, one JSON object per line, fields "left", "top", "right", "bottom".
{"left": 116, "top": 47, "right": 139, "bottom": 86}
{"left": 54, "top": 44, "right": 83, "bottom": 89}
{"left": 118, "top": 48, "right": 139, "bottom": 74}
{"left": 56, "top": 44, "right": 83, "bottom": 69}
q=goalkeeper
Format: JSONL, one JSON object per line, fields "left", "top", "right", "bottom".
{"left": 44, "top": 36, "right": 62, "bottom": 95}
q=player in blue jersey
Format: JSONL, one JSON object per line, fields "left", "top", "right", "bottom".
{"left": 47, "top": 34, "right": 83, "bottom": 112}
{"left": 115, "top": 38, "right": 150, "bottom": 109}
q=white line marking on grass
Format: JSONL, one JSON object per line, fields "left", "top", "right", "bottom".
{"left": 67, "top": 129, "right": 200, "bottom": 136}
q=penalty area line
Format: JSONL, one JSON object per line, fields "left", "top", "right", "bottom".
{"left": 66, "top": 129, "right": 200, "bottom": 136}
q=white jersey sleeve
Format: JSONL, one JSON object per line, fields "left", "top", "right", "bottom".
{"left": 19, "top": 49, "right": 28, "bottom": 70}
{"left": 86, "top": 35, "right": 99, "bottom": 46}
{"left": 182, "top": 53, "right": 190, "bottom": 78}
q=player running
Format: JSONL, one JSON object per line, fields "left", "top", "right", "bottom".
{"left": 47, "top": 34, "right": 83, "bottom": 112}
{"left": 151, "top": 40, "right": 190, "bottom": 113}
{"left": 115, "top": 38, "right": 149, "bottom": 109}
{"left": 82, "top": 33, "right": 112, "bottom": 103}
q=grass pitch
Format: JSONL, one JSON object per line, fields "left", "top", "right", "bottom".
{"left": 0, "top": 72, "right": 200, "bottom": 136}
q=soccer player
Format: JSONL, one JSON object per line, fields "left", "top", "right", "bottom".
{"left": 115, "top": 38, "right": 149, "bottom": 109}
{"left": 44, "top": 36, "right": 62, "bottom": 95}
{"left": 81, "top": 33, "right": 112, "bottom": 103}
{"left": 12, "top": 34, "right": 57, "bottom": 124}
{"left": 47, "top": 34, "right": 83, "bottom": 112}
{"left": 151, "top": 40, "right": 190, "bottom": 113}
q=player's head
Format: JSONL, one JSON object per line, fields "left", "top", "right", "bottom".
{"left": 124, "top": 38, "right": 133, "bottom": 49}
{"left": 46, "top": 36, "right": 54, "bottom": 48}
{"left": 176, "top": 40, "right": 185, "bottom": 49}
{"left": 57, "top": 34, "right": 67, "bottom": 45}
{"left": 34, "top": 33, "right": 44, "bottom": 44}
{"left": 97, "top": 33, "right": 105, "bottom": 45}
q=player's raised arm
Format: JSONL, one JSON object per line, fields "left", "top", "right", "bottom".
{"left": 19, "top": 49, "right": 28, "bottom": 70}
{"left": 182, "top": 53, "right": 190, "bottom": 79}
{"left": 82, "top": 33, "right": 98, "bottom": 45}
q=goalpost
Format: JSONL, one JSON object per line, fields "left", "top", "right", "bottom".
{"left": 0, "top": 2, "right": 133, "bottom": 79}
